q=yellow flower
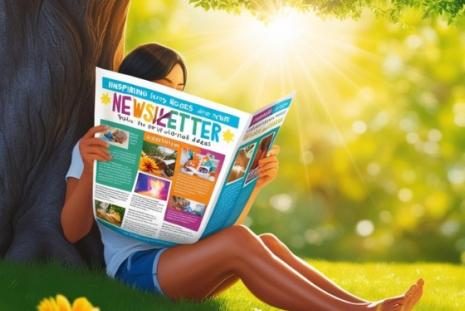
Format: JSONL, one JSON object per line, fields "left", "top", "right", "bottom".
{"left": 139, "top": 156, "right": 159, "bottom": 174}
{"left": 37, "top": 295, "right": 99, "bottom": 311}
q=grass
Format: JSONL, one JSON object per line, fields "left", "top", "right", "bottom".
{"left": 1, "top": 259, "right": 464, "bottom": 310}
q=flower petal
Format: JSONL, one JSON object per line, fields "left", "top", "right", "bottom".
{"left": 37, "top": 298, "right": 52, "bottom": 311}
{"left": 37, "top": 297, "right": 59, "bottom": 311}
{"left": 56, "top": 294, "right": 72, "bottom": 311}
{"left": 72, "top": 297, "right": 94, "bottom": 311}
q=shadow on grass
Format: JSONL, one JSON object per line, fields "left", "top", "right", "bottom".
{"left": 0, "top": 259, "right": 223, "bottom": 311}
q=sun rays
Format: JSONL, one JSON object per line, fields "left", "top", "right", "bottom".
{"left": 127, "top": 2, "right": 385, "bottom": 191}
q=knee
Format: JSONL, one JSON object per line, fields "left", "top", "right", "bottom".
{"left": 259, "top": 233, "right": 289, "bottom": 251}
{"left": 259, "top": 233, "right": 279, "bottom": 245}
{"left": 224, "top": 225, "right": 262, "bottom": 253}
{"left": 225, "top": 225, "right": 256, "bottom": 243}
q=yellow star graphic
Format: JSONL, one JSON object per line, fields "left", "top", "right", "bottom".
{"left": 101, "top": 92, "right": 111, "bottom": 105}
{"left": 222, "top": 129, "right": 235, "bottom": 143}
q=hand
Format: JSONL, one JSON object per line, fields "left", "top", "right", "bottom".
{"left": 255, "top": 145, "right": 280, "bottom": 190}
{"left": 79, "top": 125, "right": 112, "bottom": 174}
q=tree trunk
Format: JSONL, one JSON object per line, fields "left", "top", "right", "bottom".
{"left": 0, "top": 0, "right": 130, "bottom": 268}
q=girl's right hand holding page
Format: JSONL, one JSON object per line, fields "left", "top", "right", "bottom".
{"left": 61, "top": 125, "right": 111, "bottom": 243}
{"left": 79, "top": 125, "right": 112, "bottom": 175}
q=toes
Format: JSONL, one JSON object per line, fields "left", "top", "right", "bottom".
{"left": 411, "top": 285, "right": 424, "bottom": 305}
{"left": 411, "top": 281, "right": 424, "bottom": 301}
{"left": 404, "top": 290, "right": 416, "bottom": 309}
{"left": 406, "top": 284, "right": 417, "bottom": 297}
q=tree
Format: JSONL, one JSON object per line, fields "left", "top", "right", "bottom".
{"left": 189, "top": 0, "right": 465, "bottom": 21}
{"left": 0, "top": 0, "right": 129, "bottom": 267}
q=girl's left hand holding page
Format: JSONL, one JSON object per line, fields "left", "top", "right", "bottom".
{"left": 255, "top": 145, "right": 280, "bottom": 190}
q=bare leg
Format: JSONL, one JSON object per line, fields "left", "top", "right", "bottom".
{"left": 258, "top": 233, "right": 368, "bottom": 303}
{"left": 208, "top": 233, "right": 366, "bottom": 303}
{"left": 157, "top": 225, "right": 405, "bottom": 311}
{"left": 207, "top": 273, "right": 239, "bottom": 297}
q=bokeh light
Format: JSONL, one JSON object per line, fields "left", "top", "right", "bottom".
{"left": 126, "top": 1, "right": 465, "bottom": 263}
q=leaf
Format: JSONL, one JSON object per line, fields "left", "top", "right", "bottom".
{"left": 188, "top": 0, "right": 465, "bottom": 21}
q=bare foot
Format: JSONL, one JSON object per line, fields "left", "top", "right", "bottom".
{"left": 402, "top": 279, "right": 424, "bottom": 311}
{"left": 368, "top": 279, "right": 424, "bottom": 311}
{"left": 367, "top": 296, "right": 405, "bottom": 311}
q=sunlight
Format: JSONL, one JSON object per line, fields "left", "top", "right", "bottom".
{"left": 228, "top": 7, "right": 362, "bottom": 82}
{"left": 159, "top": 3, "right": 374, "bottom": 191}
{"left": 249, "top": 7, "right": 304, "bottom": 56}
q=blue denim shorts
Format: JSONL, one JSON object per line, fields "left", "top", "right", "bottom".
{"left": 115, "top": 248, "right": 168, "bottom": 295}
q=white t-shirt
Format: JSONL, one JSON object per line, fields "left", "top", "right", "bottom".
{"left": 65, "top": 141, "right": 159, "bottom": 277}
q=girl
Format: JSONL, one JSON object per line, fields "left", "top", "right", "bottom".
{"left": 61, "top": 43, "right": 423, "bottom": 311}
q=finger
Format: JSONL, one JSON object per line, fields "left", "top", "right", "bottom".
{"left": 83, "top": 154, "right": 109, "bottom": 163}
{"left": 257, "top": 176, "right": 274, "bottom": 187}
{"left": 258, "top": 168, "right": 278, "bottom": 178}
{"left": 258, "top": 169, "right": 278, "bottom": 177}
{"left": 259, "top": 161, "right": 279, "bottom": 171}
{"left": 267, "top": 145, "right": 280, "bottom": 156}
{"left": 84, "top": 153, "right": 111, "bottom": 163}
{"left": 83, "top": 125, "right": 108, "bottom": 139}
{"left": 84, "top": 154, "right": 110, "bottom": 163}
{"left": 257, "top": 172, "right": 271, "bottom": 181}
{"left": 258, "top": 167, "right": 279, "bottom": 178}
{"left": 259, "top": 156, "right": 278, "bottom": 165}
{"left": 259, "top": 159, "right": 279, "bottom": 168}
{"left": 82, "top": 145, "right": 111, "bottom": 157}
{"left": 82, "top": 137, "right": 110, "bottom": 148}
{"left": 83, "top": 149, "right": 111, "bottom": 161}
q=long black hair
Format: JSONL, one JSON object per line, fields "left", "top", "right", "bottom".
{"left": 118, "top": 43, "right": 187, "bottom": 87}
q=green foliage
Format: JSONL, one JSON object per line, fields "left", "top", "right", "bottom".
{"left": 189, "top": 0, "right": 465, "bottom": 21}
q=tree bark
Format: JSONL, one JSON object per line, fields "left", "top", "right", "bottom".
{"left": 0, "top": 0, "right": 129, "bottom": 268}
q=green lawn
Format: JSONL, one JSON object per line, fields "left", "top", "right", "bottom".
{"left": 1, "top": 259, "right": 463, "bottom": 310}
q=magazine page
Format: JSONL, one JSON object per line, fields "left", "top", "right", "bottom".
{"left": 201, "top": 94, "right": 294, "bottom": 237}
{"left": 92, "top": 67, "right": 250, "bottom": 245}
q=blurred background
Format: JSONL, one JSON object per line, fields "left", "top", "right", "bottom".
{"left": 126, "top": 1, "right": 465, "bottom": 263}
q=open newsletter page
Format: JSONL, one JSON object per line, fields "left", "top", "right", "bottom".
{"left": 93, "top": 67, "right": 294, "bottom": 246}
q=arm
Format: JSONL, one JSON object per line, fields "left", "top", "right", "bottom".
{"left": 235, "top": 145, "right": 280, "bottom": 225}
{"left": 61, "top": 125, "right": 111, "bottom": 243}
{"left": 61, "top": 171, "right": 94, "bottom": 243}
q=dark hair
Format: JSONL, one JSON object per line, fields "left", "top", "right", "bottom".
{"left": 118, "top": 43, "right": 187, "bottom": 87}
